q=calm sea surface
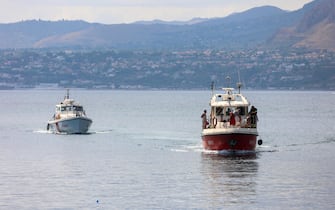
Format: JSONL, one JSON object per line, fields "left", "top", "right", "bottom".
{"left": 0, "top": 90, "right": 334, "bottom": 209}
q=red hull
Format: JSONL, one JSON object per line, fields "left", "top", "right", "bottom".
{"left": 202, "top": 133, "right": 257, "bottom": 151}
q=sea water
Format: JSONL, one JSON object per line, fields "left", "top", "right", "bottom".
{"left": 0, "top": 90, "right": 334, "bottom": 209}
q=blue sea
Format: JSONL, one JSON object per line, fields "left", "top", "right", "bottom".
{"left": 0, "top": 90, "right": 334, "bottom": 209}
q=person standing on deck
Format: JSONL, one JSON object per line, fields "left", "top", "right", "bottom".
{"left": 229, "top": 112, "right": 236, "bottom": 126}
{"left": 234, "top": 109, "right": 241, "bottom": 126}
{"left": 249, "top": 106, "right": 258, "bottom": 127}
{"left": 201, "top": 110, "right": 208, "bottom": 129}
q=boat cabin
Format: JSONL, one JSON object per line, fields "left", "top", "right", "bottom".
{"left": 208, "top": 88, "right": 257, "bottom": 128}
{"left": 54, "top": 98, "right": 86, "bottom": 119}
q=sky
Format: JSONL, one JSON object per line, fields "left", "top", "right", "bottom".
{"left": 1, "top": 0, "right": 314, "bottom": 24}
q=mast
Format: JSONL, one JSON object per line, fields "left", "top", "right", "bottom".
{"left": 237, "top": 82, "right": 242, "bottom": 94}
{"left": 237, "top": 69, "right": 242, "bottom": 94}
{"left": 225, "top": 76, "right": 231, "bottom": 88}
{"left": 211, "top": 81, "right": 215, "bottom": 96}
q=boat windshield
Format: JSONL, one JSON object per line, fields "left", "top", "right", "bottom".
{"left": 57, "top": 105, "right": 84, "bottom": 112}
{"left": 73, "top": 106, "right": 83, "bottom": 111}
{"left": 219, "top": 107, "right": 247, "bottom": 116}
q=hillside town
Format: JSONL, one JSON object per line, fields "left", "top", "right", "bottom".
{"left": 0, "top": 48, "right": 334, "bottom": 90}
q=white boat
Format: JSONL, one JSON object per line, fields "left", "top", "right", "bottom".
{"left": 47, "top": 90, "right": 92, "bottom": 134}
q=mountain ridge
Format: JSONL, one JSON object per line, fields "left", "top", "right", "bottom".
{"left": 0, "top": 0, "right": 333, "bottom": 51}
{"left": 269, "top": 0, "right": 335, "bottom": 50}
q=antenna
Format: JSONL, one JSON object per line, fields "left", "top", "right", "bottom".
{"left": 237, "top": 82, "right": 242, "bottom": 94}
{"left": 225, "top": 76, "right": 231, "bottom": 87}
{"left": 237, "top": 70, "right": 242, "bottom": 93}
{"left": 211, "top": 81, "right": 215, "bottom": 95}
{"left": 66, "top": 89, "right": 69, "bottom": 99}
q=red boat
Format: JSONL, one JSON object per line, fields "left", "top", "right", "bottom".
{"left": 201, "top": 84, "right": 262, "bottom": 153}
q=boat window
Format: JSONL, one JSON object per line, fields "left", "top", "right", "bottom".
{"left": 74, "top": 106, "right": 83, "bottom": 111}
{"left": 61, "top": 107, "right": 66, "bottom": 111}
{"left": 237, "top": 107, "right": 247, "bottom": 115}
{"left": 216, "top": 107, "right": 223, "bottom": 115}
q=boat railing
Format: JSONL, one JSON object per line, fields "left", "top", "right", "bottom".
{"left": 208, "top": 116, "right": 257, "bottom": 129}
{"left": 53, "top": 109, "right": 86, "bottom": 119}
{"left": 213, "top": 121, "right": 257, "bottom": 129}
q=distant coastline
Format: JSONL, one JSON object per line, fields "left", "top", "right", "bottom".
{"left": 1, "top": 48, "right": 334, "bottom": 91}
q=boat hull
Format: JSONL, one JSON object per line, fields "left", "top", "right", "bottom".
{"left": 47, "top": 117, "right": 92, "bottom": 134}
{"left": 202, "top": 128, "right": 258, "bottom": 151}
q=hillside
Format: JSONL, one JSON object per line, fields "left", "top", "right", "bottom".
{"left": 2, "top": 48, "right": 335, "bottom": 90}
{"left": 0, "top": 0, "right": 333, "bottom": 51}
{"left": 0, "top": 20, "right": 92, "bottom": 48}
{"left": 269, "top": 0, "right": 335, "bottom": 50}
{"left": 0, "top": 4, "right": 308, "bottom": 50}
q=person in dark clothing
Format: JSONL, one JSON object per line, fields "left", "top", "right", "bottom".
{"left": 201, "top": 110, "right": 208, "bottom": 129}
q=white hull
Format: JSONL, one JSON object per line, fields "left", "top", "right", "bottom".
{"left": 202, "top": 127, "right": 258, "bottom": 136}
{"left": 47, "top": 116, "right": 92, "bottom": 134}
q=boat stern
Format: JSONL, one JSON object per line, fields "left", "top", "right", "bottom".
{"left": 201, "top": 128, "right": 258, "bottom": 151}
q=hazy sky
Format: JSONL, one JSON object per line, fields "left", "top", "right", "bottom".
{"left": 1, "top": 0, "right": 314, "bottom": 24}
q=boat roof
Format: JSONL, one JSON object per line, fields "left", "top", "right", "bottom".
{"left": 56, "top": 98, "right": 82, "bottom": 107}
{"left": 210, "top": 87, "right": 250, "bottom": 107}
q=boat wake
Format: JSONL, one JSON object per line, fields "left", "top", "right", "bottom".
{"left": 202, "top": 149, "right": 258, "bottom": 156}
{"left": 283, "top": 137, "right": 335, "bottom": 148}
{"left": 33, "top": 129, "right": 53, "bottom": 134}
{"left": 170, "top": 141, "right": 278, "bottom": 156}
{"left": 253, "top": 137, "right": 335, "bottom": 153}
{"left": 307, "top": 137, "right": 335, "bottom": 145}
{"left": 88, "top": 129, "right": 113, "bottom": 134}
{"left": 171, "top": 140, "right": 278, "bottom": 155}
{"left": 256, "top": 145, "right": 278, "bottom": 153}
{"left": 33, "top": 129, "right": 113, "bottom": 135}
{"left": 170, "top": 143, "right": 203, "bottom": 153}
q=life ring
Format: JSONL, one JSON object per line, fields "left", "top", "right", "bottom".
{"left": 211, "top": 117, "right": 217, "bottom": 128}
{"left": 258, "top": 139, "right": 263, "bottom": 145}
